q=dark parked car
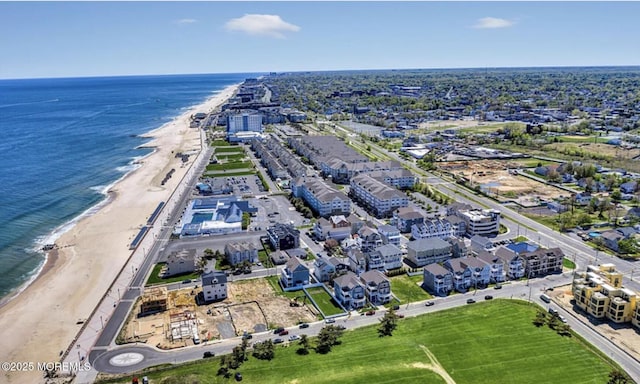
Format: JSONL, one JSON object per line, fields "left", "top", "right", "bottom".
{"left": 299, "top": 323, "right": 309, "bottom": 329}
{"left": 466, "top": 298, "right": 476, "bottom": 304}
{"left": 365, "top": 310, "right": 376, "bottom": 316}
{"left": 494, "top": 284, "right": 502, "bottom": 290}
{"left": 425, "top": 301, "right": 435, "bottom": 307}
{"left": 273, "top": 327, "right": 285, "bottom": 334}
{"left": 273, "top": 338, "right": 284, "bottom": 344}
{"left": 391, "top": 305, "right": 400, "bottom": 310}
{"left": 203, "top": 351, "right": 215, "bottom": 358}
{"left": 235, "top": 372, "right": 243, "bottom": 381}
{"left": 484, "top": 295, "right": 493, "bottom": 300}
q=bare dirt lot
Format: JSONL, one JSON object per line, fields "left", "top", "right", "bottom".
{"left": 440, "top": 160, "right": 567, "bottom": 204}
{"left": 121, "top": 279, "right": 317, "bottom": 349}
{"left": 551, "top": 285, "right": 640, "bottom": 362}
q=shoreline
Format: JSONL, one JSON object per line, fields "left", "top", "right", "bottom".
{"left": 0, "top": 82, "right": 239, "bottom": 383}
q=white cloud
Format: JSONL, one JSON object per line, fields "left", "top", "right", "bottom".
{"left": 473, "top": 17, "right": 514, "bottom": 29}
{"left": 175, "top": 19, "right": 197, "bottom": 25}
{"left": 224, "top": 14, "right": 300, "bottom": 38}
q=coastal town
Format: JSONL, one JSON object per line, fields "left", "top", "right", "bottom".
{"left": 22, "top": 68, "right": 634, "bottom": 384}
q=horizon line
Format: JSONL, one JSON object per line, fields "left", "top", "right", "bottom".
{"left": 3, "top": 64, "right": 640, "bottom": 81}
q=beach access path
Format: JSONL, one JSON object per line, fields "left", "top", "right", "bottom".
{"left": 0, "top": 84, "right": 239, "bottom": 384}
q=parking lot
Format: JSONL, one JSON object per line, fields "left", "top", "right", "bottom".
{"left": 248, "top": 194, "right": 309, "bottom": 232}
{"left": 224, "top": 174, "right": 266, "bottom": 196}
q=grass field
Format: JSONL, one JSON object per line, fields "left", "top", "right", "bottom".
{"left": 98, "top": 300, "right": 619, "bottom": 384}
{"left": 203, "top": 170, "right": 256, "bottom": 177}
{"left": 265, "top": 276, "right": 299, "bottom": 300}
{"left": 511, "top": 158, "right": 561, "bottom": 168}
{"left": 205, "top": 162, "right": 253, "bottom": 171}
{"left": 214, "top": 146, "right": 244, "bottom": 153}
{"left": 305, "top": 286, "right": 345, "bottom": 317}
{"left": 390, "top": 274, "right": 432, "bottom": 303}
{"left": 145, "top": 263, "right": 200, "bottom": 286}
{"left": 563, "top": 258, "right": 576, "bottom": 269}
{"left": 215, "top": 153, "right": 245, "bottom": 161}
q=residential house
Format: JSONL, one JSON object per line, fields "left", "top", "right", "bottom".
{"left": 347, "top": 249, "right": 367, "bottom": 276}
{"left": 448, "top": 237, "right": 470, "bottom": 258}
{"left": 495, "top": 247, "right": 525, "bottom": 280}
{"left": 313, "top": 257, "right": 336, "bottom": 283}
{"left": 201, "top": 270, "right": 228, "bottom": 302}
{"left": 621, "top": 181, "right": 638, "bottom": 194}
{"left": 575, "top": 192, "right": 593, "bottom": 205}
{"left": 405, "top": 238, "right": 453, "bottom": 267}
{"left": 365, "top": 251, "right": 385, "bottom": 272}
{"left": 601, "top": 230, "right": 624, "bottom": 252}
{"left": 333, "top": 272, "right": 367, "bottom": 310}
{"left": 443, "top": 258, "right": 473, "bottom": 292}
{"left": 476, "top": 250, "right": 506, "bottom": 283}
{"left": 358, "top": 226, "right": 383, "bottom": 252}
{"left": 270, "top": 250, "right": 290, "bottom": 265}
{"left": 164, "top": 249, "right": 197, "bottom": 277}
{"left": 378, "top": 225, "right": 402, "bottom": 246}
{"left": 267, "top": 223, "right": 300, "bottom": 250}
{"left": 360, "top": 270, "right": 392, "bottom": 305}
{"left": 460, "top": 257, "right": 492, "bottom": 288}
{"left": 225, "top": 242, "right": 258, "bottom": 266}
{"left": 422, "top": 263, "right": 454, "bottom": 296}
{"left": 521, "top": 247, "right": 564, "bottom": 277}
{"left": 392, "top": 207, "right": 424, "bottom": 233}
{"left": 411, "top": 219, "right": 454, "bottom": 241}
{"left": 371, "top": 244, "right": 404, "bottom": 270}
{"left": 314, "top": 216, "right": 352, "bottom": 241}
{"left": 280, "top": 257, "right": 310, "bottom": 289}
{"left": 470, "top": 235, "right": 494, "bottom": 255}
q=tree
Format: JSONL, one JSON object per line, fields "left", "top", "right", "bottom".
{"left": 378, "top": 309, "right": 399, "bottom": 337}
{"left": 252, "top": 340, "right": 275, "bottom": 360}
{"left": 296, "top": 334, "right": 311, "bottom": 355}
{"left": 315, "top": 325, "right": 344, "bottom": 354}
{"left": 532, "top": 311, "right": 547, "bottom": 327}
{"left": 608, "top": 370, "right": 631, "bottom": 384}
{"left": 217, "top": 356, "right": 231, "bottom": 377}
{"left": 555, "top": 323, "right": 572, "bottom": 337}
{"left": 203, "top": 248, "right": 215, "bottom": 260}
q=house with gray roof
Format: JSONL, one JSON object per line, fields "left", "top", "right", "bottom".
{"left": 313, "top": 257, "right": 336, "bottom": 283}
{"left": 164, "top": 249, "right": 197, "bottom": 277}
{"left": 360, "top": 270, "right": 392, "bottom": 305}
{"left": 347, "top": 249, "right": 367, "bottom": 276}
{"left": 378, "top": 224, "right": 401, "bottom": 247}
{"left": 476, "top": 250, "right": 506, "bottom": 283}
{"left": 280, "top": 257, "right": 310, "bottom": 289}
{"left": 443, "top": 258, "right": 473, "bottom": 292}
{"left": 358, "top": 226, "right": 383, "bottom": 252}
{"left": 495, "top": 247, "right": 525, "bottom": 280}
{"left": 520, "top": 247, "right": 564, "bottom": 277}
{"left": 405, "top": 238, "right": 453, "bottom": 267}
{"left": 371, "top": 244, "right": 403, "bottom": 270}
{"left": 201, "top": 270, "right": 228, "bottom": 302}
{"left": 422, "top": 263, "right": 453, "bottom": 296}
{"left": 333, "top": 271, "right": 366, "bottom": 310}
{"left": 392, "top": 207, "right": 425, "bottom": 233}
{"left": 224, "top": 242, "right": 258, "bottom": 266}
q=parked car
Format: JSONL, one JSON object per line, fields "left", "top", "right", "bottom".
{"left": 273, "top": 338, "right": 284, "bottom": 344}
{"left": 278, "top": 330, "right": 289, "bottom": 336}
{"left": 559, "top": 315, "right": 567, "bottom": 323}
{"left": 549, "top": 308, "right": 558, "bottom": 316}
{"left": 466, "top": 298, "right": 476, "bottom": 304}
{"left": 273, "top": 327, "right": 285, "bottom": 334}
{"left": 494, "top": 284, "right": 502, "bottom": 290}
{"left": 299, "top": 323, "right": 309, "bottom": 329}
{"left": 425, "top": 301, "right": 435, "bottom": 307}
{"left": 391, "top": 305, "right": 400, "bottom": 310}
{"left": 182, "top": 279, "right": 192, "bottom": 284}
{"left": 484, "top": 295, "right": 493, "bottom": 300}
{"left": 203, "top": 351, "right": 215, "bottom": 358}
{"left": 365, "top": 310, "right": 376, "bottom": 316}
{"left": 397, "top": 314, "right": 405, "bottom": 319}
{"left": 325, "top": 318, "right": 336, "bottom": 324}
{"left": 289, "top": 335, "right": 300, "bottom": 341}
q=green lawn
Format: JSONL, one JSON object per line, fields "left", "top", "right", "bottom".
{"left": 215, "top": 153, "right": 245, "bottom": 161}
{"left": 145, "top": 263, "right": 200, "bottom": 286}
{"left": 97, "top": 300, "right": 620, "bottom": 384}
{"left": 390, "top": 274, "right": 432, "bottom": 304}
{"left": 305, "top": 286, "right": 345, "bottom": 317}
{"left": 205, "top": 161, "right": 253, "bottom": 171}
{"left": 512, "top": 158, "right": 561, "bottom": 168}
{"left": 563, "top": 258, "right": 576, "bottom": 269}
{"left": 203, "top": 170, "right": 256, "bottom": 177}
{"left": 265, "top": 276, "right": 300, "bottom": 300}
{"left": 214, "top": 146, "right": 244, "bottom": 153}
{"left": 210, "top": 140, "right": 230, "bottom": 146}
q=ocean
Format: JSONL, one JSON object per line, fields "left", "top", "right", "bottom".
{"left": 0, "top": 73, "right": 255, "bottom": 300}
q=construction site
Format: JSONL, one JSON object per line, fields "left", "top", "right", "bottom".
{"left": 440, "top": 160, "right": 567, "bottom": 206}
{"left": 119, "top": 278, "right": 317, "bottom": 350}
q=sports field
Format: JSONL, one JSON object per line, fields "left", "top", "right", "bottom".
{"left": 97, "top": 300, "right": 619, "bottom": 384}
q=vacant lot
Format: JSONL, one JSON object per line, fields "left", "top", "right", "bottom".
{"left": 101, "top": 300, "right": 619, "bottom": 384}
{"left": 390, "top": 274, "right": 432, "bottom": 304}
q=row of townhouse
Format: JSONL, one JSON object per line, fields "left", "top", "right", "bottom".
{"left": 349, "top": 173, "right": 409, "bottom": 218}
{"left": 224, "top": 242, "right": 259, "bottom": 266}
{"left": 252, "top": 136, "right": 307, "bottom": 180}
{"left": 320, "top": 159, "right": 406, "bottom": 184}
{"left": 411, "top": 216, "right": 465, "bottom": 240}
{"left": 421, "top": 246, "right": 564, "bottom": 296}
{"left": 287, "top": 135, "right": 367, "bottom": 169}
{"left": 291, "top": 176, "right": 351, "bottom": 217}
{"left": 333, "top": 270, "right": 392, "bottom": 309}
{"left": 572, "top": 264, "right": 640, "bottom": 328}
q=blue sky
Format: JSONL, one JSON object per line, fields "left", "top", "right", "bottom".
{"left": 1, "top": 1, "right": 639, "bottom": 79}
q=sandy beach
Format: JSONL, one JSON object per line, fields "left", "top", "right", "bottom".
{"left": 0, "top": 84, "right": 239, "bottom": 384}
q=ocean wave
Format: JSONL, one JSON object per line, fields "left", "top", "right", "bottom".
{"left": 90, "top": 184, "right": 110, "bottom": 195}
{"left": 115, "top": 163, "right": 142, "bottom": 173}
{"left": 0, "top": 98, "right": 59, "bottom": 109}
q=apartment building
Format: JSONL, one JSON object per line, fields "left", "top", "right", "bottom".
{"left": 350, "top": 173, "right": 409, "bottom": 218}
{"left": 292, "top": 177, "right": 351, "bottom": 217}
{"left": 405, "top": 238, "right": 453, "bottom": 267}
